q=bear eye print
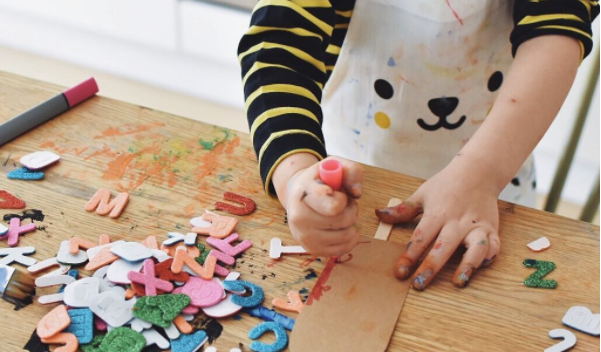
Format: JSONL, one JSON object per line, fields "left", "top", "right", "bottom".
{"left": 373, "top": 79, "right": 393, "bottom": 129}
{"left": 488, "top": 71, "right": 503, "bottom": 92}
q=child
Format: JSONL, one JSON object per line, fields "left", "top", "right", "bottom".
{"left": 238, "top": 0, "right": 599, "bottom": 290}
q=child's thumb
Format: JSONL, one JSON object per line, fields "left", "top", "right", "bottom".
{"left": 375, "top": 195, "right": 423, "bottom": 224}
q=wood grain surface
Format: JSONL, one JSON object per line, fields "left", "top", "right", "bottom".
{"left": 0, "top": 71, "right": 598, "bottom": 351}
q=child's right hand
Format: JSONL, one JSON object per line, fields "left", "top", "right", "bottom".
{"left": 274, "top": 155, "right": 363, "bottom": 257}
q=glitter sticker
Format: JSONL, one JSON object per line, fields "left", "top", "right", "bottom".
{"left": 523, "top": 259, "right": 557, "bottom": 289}
{"left": 214, "top": 192, "right": 256, "bottom": 216}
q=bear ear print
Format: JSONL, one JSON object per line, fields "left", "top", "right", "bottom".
{"left": 374, "top": 79, "right": 394, "bottom": 99}
{"left": 488, "top": 71, "right": 503, "bottom": 92}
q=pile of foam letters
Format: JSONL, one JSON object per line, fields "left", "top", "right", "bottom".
{"left": 0, "top": 151, "right": 299, "bottom": 352}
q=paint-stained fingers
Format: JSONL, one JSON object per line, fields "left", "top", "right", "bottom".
{"left": 452, "top": 228, "right": 490, "bottom": 288}
{"left": 302, "top": 179, "right": 349, "bottom": 217}
{"left": 323, "top": 156, "right": 364, "bottom": 199}
{"left": 375, "top": 194, "right": 423, "bottom": 224}
{"left": 395, "top": 215, "right": 443, "bottom": 279}
{"left": 411, "top": 224, "right": 464, "bottom": 291}
{"left": 481, "top": 231, "right": 501, "bottom": 267}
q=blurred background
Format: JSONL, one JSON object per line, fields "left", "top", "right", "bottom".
{"left": 0, "top": 0, "right": 598, "bottom": 224}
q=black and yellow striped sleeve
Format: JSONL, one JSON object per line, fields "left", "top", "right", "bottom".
{"left": 238, "top": 0, "right": 355, "bottom": 195}
{"left": 511, "top": 0, "right": 599, "bottom": 61}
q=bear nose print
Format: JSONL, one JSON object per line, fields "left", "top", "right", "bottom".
{"left": 428, "top": 97, "right": 459, "bottom": 118}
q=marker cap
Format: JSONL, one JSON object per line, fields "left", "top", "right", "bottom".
{"left": 319, "top": 159, "right": 343, "bottom": 191}
{"left": 63, "top": 78, "right": 98, "bottom": 107}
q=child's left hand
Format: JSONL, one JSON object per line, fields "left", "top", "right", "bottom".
{"left": 375, "top": 162, "right": 500, "bottom": 290}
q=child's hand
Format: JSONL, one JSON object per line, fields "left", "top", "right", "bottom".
{"left": 283, "top": 157, "right": 363, "bottom": 257}
{"left": 376, "top": 163, "right": 500, "bottom": 290}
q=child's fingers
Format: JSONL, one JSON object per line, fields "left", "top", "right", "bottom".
{"left": 411, "top": 223, "right": 463, "bottom": 291}
{"left": 315, "top": 238, "right": 358, "bottom": 257}
{"left": 395, "top": 214, "right": 443, "bottom": 279}
{"left": 303, "top": 181, "right": 349, "bottom": 216}
{"left": 375, "top": 195, "right": 423, "bottom": 224}
{"left": 317, "top": 227, "right": 357, "bottom": 247}
{"left": 481, "top": 231, "right": 501, "bottom": 267}
{"left": 452, "top": 228, "right": 489, "bottom": 288}
{"left": 326, "top": 227, "right": 359, "bottom": 255}
{"left": 300, "top": 227, "right": 358, "bottom": 256}
{"left": 316, "top": 199, "right": 359, "bottom": 231}
{"left": 292, "top": 198, "right": 358, "bottom": 231}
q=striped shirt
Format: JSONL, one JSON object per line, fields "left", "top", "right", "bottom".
{"left": 238, "top": 0, "right": 599, "bottom": 195}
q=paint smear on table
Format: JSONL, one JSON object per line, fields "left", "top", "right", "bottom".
{"left": 93, "top": 122, "right": 166, "bottom": 139}
{"left": 39, "top": 122, "right": 251, "bottom": 204}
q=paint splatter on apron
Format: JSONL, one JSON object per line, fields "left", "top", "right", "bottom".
{"left": 322, "top": 0, "right": 536, "bottom": 207}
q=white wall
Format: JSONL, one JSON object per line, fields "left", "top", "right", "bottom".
{"left": 0, "top": 0, "right": 598, "bottom": 204}
{"left": 0, "top": 0, "right": 248, "bottom": 108}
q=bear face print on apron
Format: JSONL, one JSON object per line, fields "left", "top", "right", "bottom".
{"left": 321, "top": 0, "right": 537, "bottom": 206}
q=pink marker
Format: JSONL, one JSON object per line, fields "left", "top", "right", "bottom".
{"left": 0, "top": 78, "right": 98, "bottom": 146}
{"left": 319, "top": 159, "right": 345, "bottom": 261}
{"left": 319, "top": 159, "right": 343, "bottom": 191}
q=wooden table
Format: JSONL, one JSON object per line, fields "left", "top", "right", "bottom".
{"left": 0, "top": 71, "right": 598, "bottom": 351}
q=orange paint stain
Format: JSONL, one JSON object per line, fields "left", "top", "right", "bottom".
{"left": 183, "top": 203, "right": 196, "bottom": 217}
{"left": 225, "top": 136, "right": 240, "bottom": 154}
{"left": 94, "top": 122, "right": 166, "bottom": 140}
{"left": 102, "top": 153, "right": 138, "bottom": 181}
{"left": 167, "top": 171, "right": 178, "bottom": 188}
{"left": 39, "top": 141, "right": 69, "bottom": 154}
{"left": 40, "top": 141, "right": 55, "bottom": 148}
{"left": 84, "top": 146, "right": 117, "bottom": 160}
{"left": 73, "top": 147, "right": 89, "bottom": 156}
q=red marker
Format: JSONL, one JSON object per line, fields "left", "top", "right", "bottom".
{"left": 318, "top": 159, "right": 343, "bottom": 191}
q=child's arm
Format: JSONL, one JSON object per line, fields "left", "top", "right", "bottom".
{"left": 238, "top": 0, "right": 363, "bottom": 256}
{"left": 377, "top": 0, "right": 598, "bottom": 290}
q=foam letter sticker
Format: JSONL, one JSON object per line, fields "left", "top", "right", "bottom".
{"left": 562, "top": 306, "right": 600, "bottom": 336}
{"left": 544, "top": 329, "right": 577, "bottom": 352}
{"left": 85, "top": 189, "right": 129, "bottom": 218}
{"left": 0, "top": 190, "right": 26, "bottom": 209}
{"left": 523, "top": 259, "right": 557, "bottom": 289}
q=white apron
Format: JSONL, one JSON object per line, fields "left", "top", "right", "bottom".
{"left": 322, "top": 0, "right": 536, "bottom": 206}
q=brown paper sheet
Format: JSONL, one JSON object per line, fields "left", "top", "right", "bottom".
{"left": 290, "top": 198, "right": 411, "bottom": 352}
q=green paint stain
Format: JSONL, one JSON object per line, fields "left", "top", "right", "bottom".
{"left": 222, "top": 128, "right": 231, "bottom": 139}
{"left": 198, "top": 128, "right": 235, "bottom": 150}
{"left": 199, "top": 139, "right": 215, "bottom": 150}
